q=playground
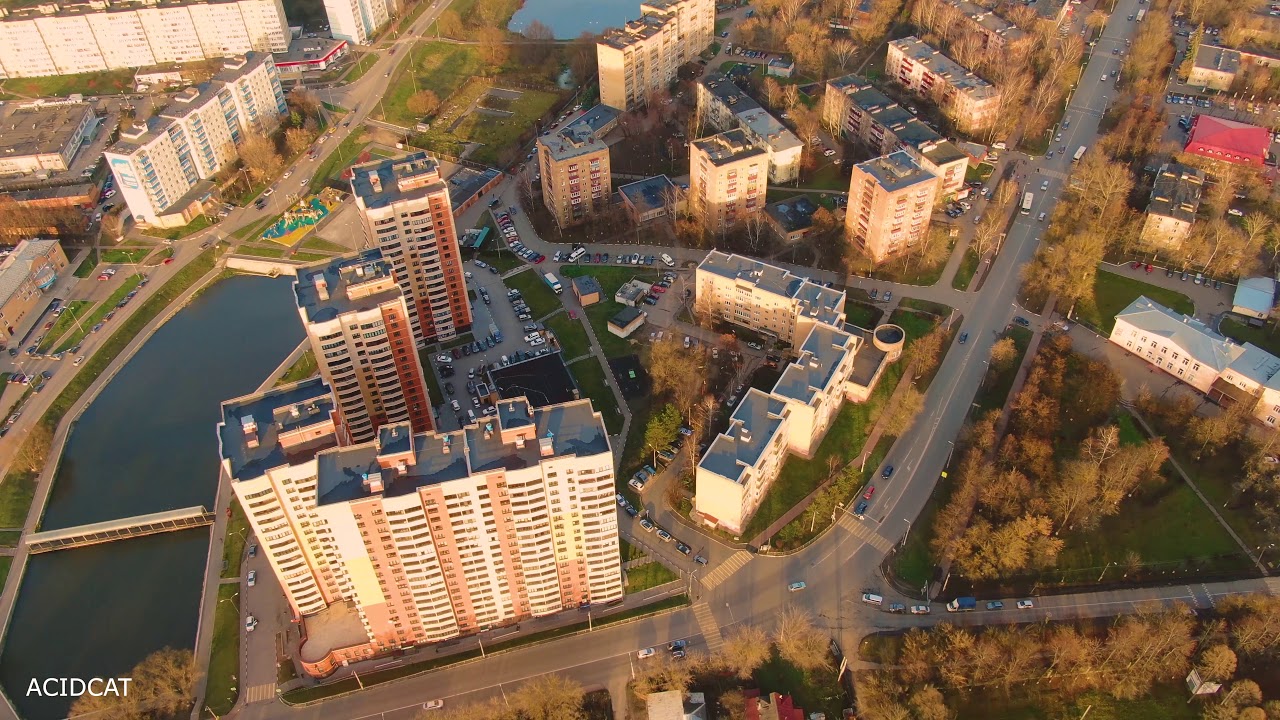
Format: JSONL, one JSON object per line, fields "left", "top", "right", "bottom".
{"left": 260, "top": 189, "right": 343, "bottom": 246}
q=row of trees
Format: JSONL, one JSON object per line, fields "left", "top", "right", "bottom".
{"left": 69, "top": 648, "right": 194, "bottom": 719}
{"left": 732, "top": 0, "right": 899, "bottom": 74}
{"left": 425, "top": 674, "right": 596, "bottom": 720}
{"left": 857, "top": 594, "right": 1280, "bottom": 720}
{"left": 238, "top": 87, "right": 327, "bottom": 188}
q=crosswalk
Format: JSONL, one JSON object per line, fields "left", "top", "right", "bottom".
{"left": 691, "top": 602, "right": 725, "bottom": 654}
{"left": 242, "top": 683, "right": 277, "bottom": 703}
{"left": 1264, "top": 577, "right": 1280, "bottom": 595}
{"left": 836, "top": 515, "right": 894, "bottom": 554}
{"left": 700, "top": 550, "right": 752, "bottom": 590}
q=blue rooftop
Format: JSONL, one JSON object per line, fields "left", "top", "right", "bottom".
{"left": 219, "top": 377, "right": 337, "bottom": 481}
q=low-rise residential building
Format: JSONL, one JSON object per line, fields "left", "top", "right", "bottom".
{"left": 105, "top": 53, "right": 286, "bottom": 228}
{"left": 571, "top": 275, "right": 603, "bottom": 306}
{"left": 766, "top": 58, "right": 795, "bottom": 78}
{"left": 821, "top": 74, "right": 968, "bottom": 201}
{"left": 0, "top": 238, "right": 69, "bottom": 344}
{"left": 697, "top": 73, "right": 802, "bottom": 183}
{"left": 220, "top": 384, "right": 623, "bottom": 677}
{"left": 597, "top": 0, "right": 715, "bottom": 110}
{"left": 619, "top": 175, "right": 680, "bottom": 224}
{"left": 1189, "top": 45, "right": 1241, "bottom": 91}
{"left": 609, "top": 306, "right": 647, "bottom": 337}
{"left": 763, "top": 195, "right": 819, "bottom": 243}
{"left": 743, "top": 690, "right": 805, "bottom": 720}
{"left": 1233, "top": 277, "right": 1276, "bottom": 320}
{"left": 537, "top": 123, "right": 612, "bottom": 229}
{"left": 1110, "top": 295, "right": 1250, "bottom": 394}
{"left": 885, "top": 37, "right": 1002, "bottom": 133}
{"left": 688, "top": 130, "right": 768, "bottom": 233}
{"left": 845, "top": 151, "right": 939, "bottom": 264}
{"left": 647, "top": 690, "right": 708, "bottom": 720}
{"left": 1142, "top": 162, "right": 1204, "bottom": 246}
{"left": 945, "top": 0, "right": 1026, "bottom": 50}
{"left": 694, "top": 251, "right": 846, "bottom": 348}
{"left": 0, "top": 101, "right": 96, "bottom": 178}
{"left": 1185, "top": 115, "right": 1270, "bottom": 167}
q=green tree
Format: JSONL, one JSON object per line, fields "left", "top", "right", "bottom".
{"left": 645, "top": 404, "right": 682, "bottom": 452}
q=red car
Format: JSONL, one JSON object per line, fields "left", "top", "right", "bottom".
{"left": 163, "top": 257, "right": 174, "bottom": 265}
{"left": 651, "top": 286, "right": 666, "bottom": 293}
{"left": 1130, "top": 261, "right": 1141, "bottom": 269}
{"left": 1145, "top": 263, "right": 1153, "bottom": 273}
{"left": 863, "top": 485, "right": 876, "bottom": 499}
{"left": 569, "top": 310, "right": 577, "bottom": 319}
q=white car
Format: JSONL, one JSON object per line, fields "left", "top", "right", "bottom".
{"left": 73, "top": 356, "right": 85, "bottom": 367}
{"left": 245, "top": 615, "right": 258, "bottom": 632}
{"left": 423, "top": 700, "right": 445, "bottom": 710}
{"left": 247, "top": 570, "right": 257, "bottom": 587}
{"left": 435, "top": 354, "right": 452, "bottom": 364}
{"left": 1017, "top": 599, "right": 1035, "bottom": 610}
{"left": 283, "top": 170, "right": 292, "bottom": 178}
{"left": 823, "top": 149, "right": 836, "bottom": 157}
{"left": 637, "top": 647, "right": 656, "bottom": 659}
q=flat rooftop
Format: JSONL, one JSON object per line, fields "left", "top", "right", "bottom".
{"left": 949, "top": 0, "right": 1026, "bottom": 42}
{"left": 275, "top": 37, "right": 348, "bottom": 66}
{"left": 855, "top": 150, "right": 936, "bottom": 192}
{"left": 771, "top": 324, "right": 858, "bottom": 406}
{"left": 447, "top": 164, "right": 502, "bottom": 209}
{"left": 538, "top": 123, "right": 608, "bottom": 163}
{"left": 1194, "top": 45, "right": 1241, "bottom": 75}
{"left": 1147, "top": 162, "right": 1204, "bottom": 223}
{"left": 293, "top": 250, "right": 403, "bottom": 323}
{"left": 600, "top": 13, "right": 673, "bottom": 50}
{"left": 299, "top": 601, "right": 369, "bottom": 662}
{"left": 566, "top": 104, "right": 619, "bottom": 136}
{"left": 618, "top": 175, "right": 677, "bottom": 214}
{"left": 692, "top": 129, "right": 766, "bottom": 166}
{"left": 891, "top": 36, "right": 999, "bottom": 100}
{"left": 350, "top": 152, "right": 446, "bottom": 210}
{"left": 218, "top": 377, "right": 338, "bottom": 482}
{"left": 0, "top": 102, "right": 92, "bottom": 159}
{"left": 1, "top": 0, "right": 273, "bottom": 17}
{"left": 488, "top": 352, "right": 580, "bottom": 407}
{"left": 699, "top": 389, "right": 786, "bottom": 483}
{"left": 764, "top": 194, "right": 818, "bottom": 233}
{"left": 702, "top": 72, "right": 764, "bottom": 115}
{"left": 698, "top": 250, "right": 846, "bottom": 326}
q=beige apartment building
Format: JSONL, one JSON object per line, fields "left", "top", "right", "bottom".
{"left": 597, "top": 0, "right": 714, "bottom": 110}
{"left": 845, "top": 151, "right": 939, "bottom": 264}
{"left": 0, "top": 0, "right": 289, "bottom": 78}
{"left": 537, "top": 124, "right": 611, "bottom": 228}
{"left": 0, "top": 238, "right": 69, "bottom": 344}
{"left": 885, "top": 37, "right": 1001, "bottom": 133}
{"left": 1141, "top": 162, "right": 1204, "bottom": 246}
{"left": 689, "top": 130, "right": 768, "bottom": 234}
{"left": 694, "top": 250, "right": 847, "bottom": 348}
{"left": 697, "top": 73, "right": 803, "bottom": 183}
{"left": 220, "top": 380, "right": 623, "bottom": 677}
{"left": 294, "top": 252, "right": 434, "bottom": 445}
{"left": 0, "top": 101, "right": 96, "bottom": 178}
{"left": 351, "top": 153, "right": 472, "bottom": 346}
{"left": 822, "top": 74, "right": 969, "bottom": 201}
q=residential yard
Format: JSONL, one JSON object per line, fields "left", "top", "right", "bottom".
{"left": 619, "top": 537, "right": 646, "bottom": 562}
{"left": 546, "top": 313, "right": 592, "bottom": 359}
{"left": 568, "top": 359, "right": 624, "bottom": 435}
{"left": 427, "top": 83, "right": 560, "bottom": 166}
{"left": 379, "top": 42, "right": 489, "bottom": 128}
{"left": 1, "top": 68, "right": 134, "bottom": 97}
{"left": 866, "top": 238, "right": 955, "bottom": 286}
{"left": 754, "top": 651, "right": 845, "bottom": 720}
{"left": 624, "top": 561, "right": 678, "bottom": 592}
{"left": 55, "top": 275, "right": 144, "bottom": 353}
{"left": 1077, "top": 269, "right": 1194, "bottom": 334}
{"left": 416, "top": 348, "right": 446, "bottom": 406}
{"left": 274, "top": 350, "right": 317, "bottom": 387}
{"left": 843, "top": 299, "right": 883, "bottom": 329}
{"left": 1219, "top": 316, "right": 1280, "bottom": 357}
{"left": 560, "top": 265, "right": 663, "bottom": 358}
{"left": 205, "top": 584, "right": 241, "bottom": 716}
{"left": 503, "top": 269, "right": 563, "bottom": 320}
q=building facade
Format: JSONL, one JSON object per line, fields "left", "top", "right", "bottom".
{"left": 1188, "top": 45, "right": 1240, "bottom": 91}
{"left": 845, "top": 151, "right": 939, "bottom": 264}
{"left": 694, "top": 251, "right": 847, "bottom": 348}
{"left": 0, "top": 101, "right": 96, "bottom": 178}
{"left": 597, "top": 0, "right": 714, "bottom": 110}
{"left": 1141, "top": 162, "right": 1203, "bottom": 247}
{"left": 696, "top": 73, "right": 802, "bottom": 183}
{"left": 0, "top": 0, "right": 289, "bottom": 78}
{"left": 351, "top": 153, "right": 472, "bottom": 346}
{"left": 104, "top": 53, "right": 286, "bottom": 227}
{"left": 219, "top": 383, "right": 623, "bottom": 676}
{"left": 294, "top": 252, "right": 434, "bottom": 445}
{"left": 688, "top": 130, "right": 768, "bottom": 233}
{"left": 0, "top": 239, "right": 69, "bottom": 343}
{"left": 885, "top": 37, "right": 1001, "bottom": 133}
{"left": 537, "top": 124, "right": 612, "bottom": 229}
{"left": 821, "top": 73, "right": 968, "bottom": 201}
{"left": 323, "top": 0, "right": 396, "bottom": 45}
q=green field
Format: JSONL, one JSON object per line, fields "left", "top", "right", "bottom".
{"left": 140, "top": 214, "right": 214, "bottom": 241}
{"left": 205, "top": 584, "right": 242, "bottom": 716}
{"left": 100, "top": 248, "right": 152, "bottom": 264}
{"left": 274, "top": 350, "right": 317, "bottom": 387}
{"left": 442, "top": 87, "right": 559, "bottom": 166}
{"left": 952, "top": 248, "right": 981, "bottom": 290}
{"left": 55, "top": 275, "right": 144, "bottom": 353}
{"left": 1, "top": 68, "right": 134, "bottom": 98}
{"left": 72, "top": 251, "right": 99, "bottom": 278}
{"left": 0, "top": 471, "right": 34, "bottom": 528}
{"left": 381, "top": 42, "right": 489, "bottom": 127}
{"left": 504, "top": 269, "right": 563, "bottom": 320}
{"left": 236, "top": 245, "right": 288, "bottom": 259}
{"left": 1219, "top": 316, "right": 1280, "bottom": 357}
{"left": 568, "top": 359, "right": 623, "bottom": 435}
{"left": 624, "top": 561, "right": 678, "bottom": 592}
{"left": 221, "top": 501, "right": 249, "bottom": 580}
{"left": 545, "top": 313, "right": 592, "bottom": 359}
{"left": 311, "top": 130, "right": 372, "bottom": 192}
{"left": 300, "top": 237, "right": 349, "bottom": 253}
{"left": 1078, "top": 269, "right": 1194, "bottom": 334}
{"left": 36, "top": 301, "right": 92, "bottom": 353}
{"left": 0, "top": 557, "right": 11, "bottom": 591}
{"left": 343, "top": 53, "right": 379, "bottom": 83}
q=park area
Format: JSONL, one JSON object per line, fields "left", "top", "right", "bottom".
{"left": 259, "top": 191, "right": 341, "bottom": 246}
{"left": 1076, "top": 269, "right": 1194, "bottom": 334}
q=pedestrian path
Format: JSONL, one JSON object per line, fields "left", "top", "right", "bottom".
{"left": 835, "top": 514, "right": 894, "bottom": 554}
{"left": 242, "top": 683, "right": 276, "bottom": 703}
{"left": 691, "top": 602, "right": 725, "bottom": 654}
{"left": 700, "top": 550, "right": 752, "bottom": 590}
{"left": 1264, "top": 577, "right": 1280, "bottom": 594}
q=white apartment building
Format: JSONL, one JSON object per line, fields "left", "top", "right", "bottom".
{"left": 694, "top": 250, "right": 847, "bottom": 348}
{"left": 697, "top": 73, "right": 802, "bottom": 183}
{"left": 597, "top": 0, "right": 714, "bottom": 110}
{"left": 0, "top": 0, "right": 289, "bottom": 78}
{"left": 220, "top": 381, "right": 623, "bottom": 677}
{"left": 324, "top": 0, "right": 397, "bottom": 45}
{"left": 294, "top": 252, "right": 434, "bottom": 445}
{"left": 105, "top": 53, "right": 286, "bottom": 227}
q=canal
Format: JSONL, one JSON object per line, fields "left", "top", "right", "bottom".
{"left": 0, "top": 274, "right": 303, "bottom": 720}
{"left": 507, "top": 0, "right": 636, "bottom": 38}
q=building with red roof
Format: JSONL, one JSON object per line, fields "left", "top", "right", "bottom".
{"left": 1184, "top": 115, "right": 1270, "bottom": 167}
{"left": 743, "top": 690, "right": 806, "bottom": 720}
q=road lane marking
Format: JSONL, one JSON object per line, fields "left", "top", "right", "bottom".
{"left": 835, "top": 514, "right": 893, "bottom": 554}
{"left": 700, "top": 550, "right": 751, "bottom": 590}
{"left": 692, "top": 602, "right": 725, "bottom": 654}
{"left": 244, "top": 683, "right": 276, "bottom": 703}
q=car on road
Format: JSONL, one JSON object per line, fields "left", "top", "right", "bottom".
{"left": 671, "top": 649, "right": 686, "bottom": 659}
{"left": 959, "top": 331, "right": 968, "bottom": 344}
{"left": 656, "top": 529, "right": 674, "bottom": 542}
{"left": 1038, "top": 212, "right": 1046, "bottom": 222}
{"left": 640, "top": 518, "right": 655, "bottom": 531}
{"left": 881, "top": 465, "right": 894, "bottom": 479}
{"left": 883, "top": 291, "right": 892, "bottom": 302}
{"left": 668, "top": 639, "right": 688, "bottom": 651}
{"left": 788, "top": 581, "right": 807, "bottom": 592}
{"left": 73, "top": 356, "right": 85, "bottom": 366}
{"left": 423, "top": 700, "right": 445, "bottom": 710}
{"left": 986, "top": 601, "right": 1005, "bottom": 611}
{"left": 637, "top": 647, "right": 656, "bottom": 659}
{"left": 747, "top": 341, "right": 763, "bottom": 350}
{"left": 888, "top": 603, "right": 906, "bottom": 613}
{"left": 910, "top": 605, "right": 931, "bottom": 614}
{"left": 675, "top": 541, "right": 691, "bottom": 555}
{"left": 694, "top": 555, "right": 708, "bottom": 565}
{"left": 247, "top": 570, "right": 257, "bottom": 587}
{"left": 1040, "top": 180, "right": 1049, "bottom": 191}
{"left": 245, "top": 615, "right": 258, "bottom": 632}
{"left": 1014, "top": 316, "right": 1031, "bottom": 327}
{"left": 1017, "top": 599, "right": 1035, "bottom": 609}
{"left": 854, "top": 499, "right": 870, "bottom": 517}
{"left": 248, "top": 543, "right": 257, "bottom": 557}
{"left": 863, "top": 485, "right": 876, "bottom": 499}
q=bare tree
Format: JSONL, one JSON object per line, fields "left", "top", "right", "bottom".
{"left": 239, "top": 132, "right": 283, "bottom": 183}
{"left": 773, "top": 606, "right": 830, "bottom": 671}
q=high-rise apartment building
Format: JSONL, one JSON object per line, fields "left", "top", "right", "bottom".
{"left": 0, "top": 0, "right": 289, "bottom": 78}
{"left": 694, "top": 250, "right": 847, "bottom": 348}
{"left": 689, "top": 130, "right": 767, "bottom": 233}
{"left": 597, "top": 0, "right": 714, "bottom": 111}
{"left": 845, "top": 151, "right": 939, "bottom": 264}
{"left": 351, "top": 153, "right": 471, "bottom": 346}
{"left": 885, "top": 37, "right": 1001, "bottom": 133}
{"left": 821, "top": 74, "right": 969, "bottom": 202}
{"left": 105, "top": 53, "right": 286, "bottom": 228}
{"left": 323, "top": 0, "right": 397, "bottom": 45}
{"left": 537, "top": 123, "right": 612, "bottom": 228}
{"left": 697, "top": 73, "right": 802, "bottom": 183}
{"left": 294, "top": 251, "right": 434, "bottom": 445}
{"left": 219, "top": 382, "right": 623, "bottom": 677}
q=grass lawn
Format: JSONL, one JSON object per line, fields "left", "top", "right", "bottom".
{"left": 301, "top": 237, "right": 349, "bottom": 253}
{"left": 344, "top": 52, "right": 379, "bottom": 83}
{"left": 560, "top": 265, "right": 663, "bottom": 358}
{"left": 568, "top": 359, "right": 624, "bottom": 435}
{"left": 1219, "top": 316, "right": 1280, "bottom": 357}
{"left": 1, "top": 68, "right": 134, "bottom": 98}
{"left": 800, "top": 163, "right": 851, "bottom": 192}
{"left": 891, "top": 442, "right": 952, "bottom": 592}
{"left": 0, "top": 557, "right": 11, "bottom": 590}
{"left": 0, "top": 471, "right": 34, "bottom": 528}
{"left": 1078, "top": 269, "right": 1194, "bottom": 334}
{"left": 140, "top": 214, "right": 215, "bottom": 241}
{"left": 0, "top": 530, "right": 20, "bottom": 546}
{"left": 844, "top": 300, "right": 883, "bottom": 330}
{"left": 55, "top": 275, "right": 144, "bottom": 353}
{"left": 291, "top": 251, "right": 331, "bottom": 263}
{"left": 274, "top": 350, "right": 317, "bottom": 387}
{"left": 447, "top": 88, "right": 559, "bottom": 166}
{"left": 754, "top": 650, "right": 845, "bottom": 720}
{"left": 311, "top": 130, "right": 371, "bottom": 192}
{"left": 100, "top": 248, "right": 152, "bottom": 264}
{"left": 504, "top": 269, "right": 563, "bottom": 320}
{"left": 415, "top": 349, "right": 446, "bottom": 406}
{"left": 205, "top": 584, "right": 242, "bottom": 716}
{"left": 380, "top": 42, "right": 488, "bottom": 127}
{"left": 945, "top": 681, "right": 1201, "bottom": 720}
{"left": 545, "top": 313, "right": 592, "bottom": 359}
{"left": 72, "top": 251, "right": 99, "bottom": 278}
{"left": 474, "top": 247, "right": 524, "bottom": 273}
{"left": 237, "top": 245, "right": 288, "bottom": 259}
{"left": 625, "top": 561, "right": 678, "bottom": 592}
{"left": 974, "top": 326, "right": 1033, "bottom": 415}
{"left": 37, "top": 301, "right": 93, "bottom": 352}
{"left": 952, "top": 248, "right": 980, "bottom": 290}
{"left": 870, "top": 240, "right": 955, "bottom": 286}
{"left": 619, "top": 537, "right": 646, "bottom": 562}
{"left": 221, "top": 501, "right": 249, "bottom": 579}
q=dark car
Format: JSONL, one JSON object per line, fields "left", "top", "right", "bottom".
{"left": 694, "top": 555, "right": 708, "bottom": 565}
{"left": 1166, "top": 268, "right": 1175, "bottom": 278}
{"left": 854, "top": 499, "right": 870, "bottom": 517}
{"left": 881, "top": 465, "right": 894, "bottom": 479}
{"left": 452, "top": 347, "right": 461, "bottom": 359}
{"left": 959, "top": 331, "right": 968, "bottom": 344}
{"left": 987, "top": 601, "right": 1005, "bottom": 611}
{"left": 675, "top": 542, "right": 691, "bottom": 555}
{"left": 668, "top": 639, "right": 688, "bottom": 651}
{"left": 1014, "top": 316, "right": 1031, "bottom": 327}
{"left": 445, "top": 382, "right": 455, "bottom": 395}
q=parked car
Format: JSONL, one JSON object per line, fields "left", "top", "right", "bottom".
{"left": 986, "top": 601, "right": 1005, "bottom": 611}
{"left": 1016, "top": 599, "right": 1035, "bottom": 610}
{"left": 787, "top": 581, "right": 807, "bottom": 592}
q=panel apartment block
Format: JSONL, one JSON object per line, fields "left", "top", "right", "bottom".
{"left": 537, "top": 123, "right": 611, "bottom": 228}
{"left": 689, "top": 130, "right": 768, "bottom": 233}
{"left": 220, "top": 384, "right": 623, "bottom": 677}
{"left": 597, "top": 0, "right": 714, "bottom": 110}
{"left": 351, "top": 153, "right": 472, "bottom": 346}
{"left": 694, "top": 250, "right": 847, "bottom": 348}
{"left": 0, "top": 0, "right": 289, "bottom": 78}
{"left": 323, "top": 0, "right": 395, "bottom": 45}
{"left": 696, "top": 73, "right": 802, "bottom": 183}
{"left": 294, "top": 252, "right": 434, "bottom": 445}
{"left": 885, "top": 37, "right": 1001, "bottom": 133}
{"left": 845, "top": 151, "right": 939, "bottom": 264}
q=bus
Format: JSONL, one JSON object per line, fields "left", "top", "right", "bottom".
{"left": 1072, "top": 145, "right": 1087, "bottom": 163}
{"left": 1021, "top": 192, "right": 1034, "bottom": 215}
{"left": 1135, "top": 8, "right": 1146, "bottom": 21}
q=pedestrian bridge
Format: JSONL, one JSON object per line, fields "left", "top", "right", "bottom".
{"left": 26, "top": 506, "right": 215, "bottom": 553}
